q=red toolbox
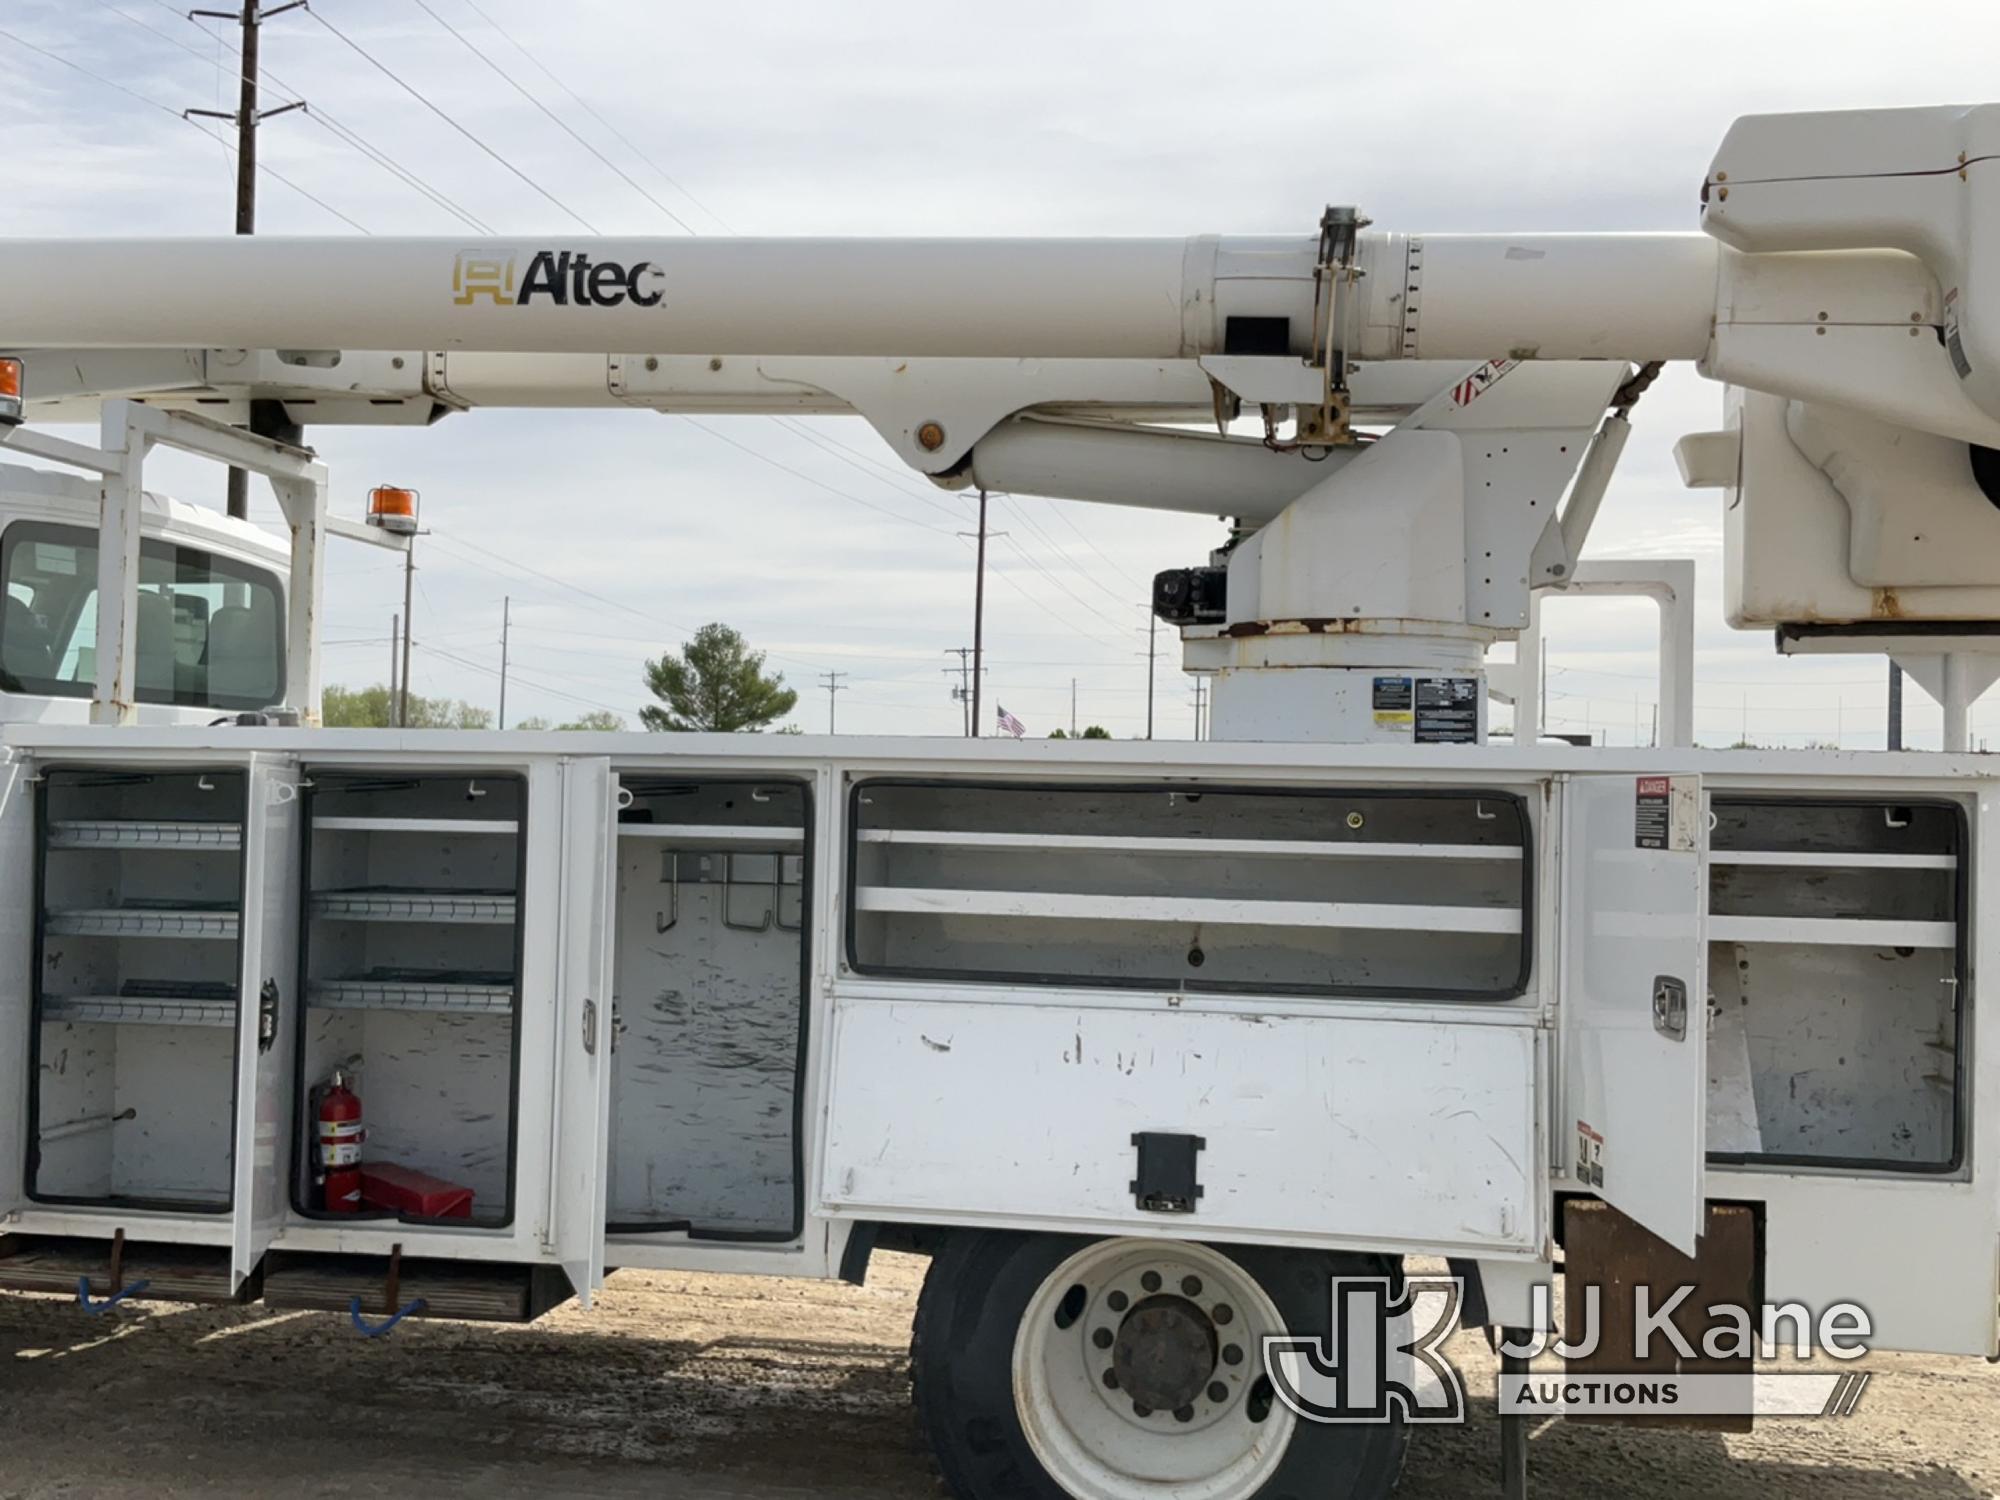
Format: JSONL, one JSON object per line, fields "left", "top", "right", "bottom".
{"left": 358, "top": 1163, "right": 474, "bottom": 1220}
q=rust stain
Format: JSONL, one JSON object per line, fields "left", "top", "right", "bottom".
{"left": 1872, "top": 588, "right": 1905, "bottom": 619}
{"left": 1225, "top": 617, "right": 1366, "bottom": 639}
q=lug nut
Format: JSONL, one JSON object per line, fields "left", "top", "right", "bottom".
{"left": 1181, "top": 1276, "right": 1204, "bottom": 1297}
{"left": 1208, "top": 1382, "right": 1230, "bottom": 1404}
{"left": 1222, "top": 1344, "right": 1243, "bottom": 1366}
{"left": 1107, "top": 1290, "right": 1129, "bottom": 1312}
{"left": 1141, "top": 1271, "right": 1162, "bottom": 1293}
{"left": 1174, "top": 1406, "right": 1195, "bottom": 1423}
{"left": 1092, "top": 1327, "right": 1113, "bottom": 1350}
{"left": 1102, "top": 1368, "right": 1119, "bottom": 1389}
{"left": 1133, "top": 1402, "right": 1153, "bottom": 1418}
{"left": 1212, "top": 1304, "right": 1234, "bottom": 1325}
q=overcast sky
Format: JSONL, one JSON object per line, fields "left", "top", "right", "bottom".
{"left": 4, "top": 0, "right": 1997, "bottom": 744}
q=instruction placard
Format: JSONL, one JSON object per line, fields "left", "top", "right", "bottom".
{"left": 1414, "top": 677, "right": 1479, "bottom": 744}
{"left": 1372, "top": 675, "right": 1414, "bottom": 731}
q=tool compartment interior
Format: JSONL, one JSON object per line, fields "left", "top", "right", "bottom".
{"left": 608, "top": 777, "right": 810, "bottom": 1238}
{"left": 29, "top": 767, "right": 246, "bottom": 1210}
{"left": 1706, "top": 795, "right": 1965, "bottom": 1171}
{"left": 294, "top": 770, "right": 525, "bottom": 1227}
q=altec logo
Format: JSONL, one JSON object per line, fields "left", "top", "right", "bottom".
{"left": 452, "top": 250, "right": 666, "bottom": 309}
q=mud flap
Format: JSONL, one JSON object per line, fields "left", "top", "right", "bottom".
{"left": 1563, "top": 1199, "right": 1759, "bottom": 1432}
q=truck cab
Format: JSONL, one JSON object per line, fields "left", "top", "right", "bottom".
{"left": 0, "top": 460, "right": 292, "bottom": 727}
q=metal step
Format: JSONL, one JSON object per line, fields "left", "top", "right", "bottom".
{"left": 0, "top": 1233, "right": 245, "bottom": 1304}
{"left": 262, "top": 1250, "right": 573, "bottom": 1324}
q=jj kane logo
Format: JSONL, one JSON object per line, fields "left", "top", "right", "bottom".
{"left": 452, "top": 249, "right": 666, "bottom": 309}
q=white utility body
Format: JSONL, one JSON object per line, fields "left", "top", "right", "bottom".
{"left": 3, "top": 101, "right": 2000, "bottom": 1500}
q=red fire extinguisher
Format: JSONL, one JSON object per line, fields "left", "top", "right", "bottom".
{"left": 317, "top": 1071, "right": 364, "bottom": 1213}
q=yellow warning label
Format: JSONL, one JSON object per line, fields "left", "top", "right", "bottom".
{"left": 1374, "top": 711, "right": 1415, "bottom": 729}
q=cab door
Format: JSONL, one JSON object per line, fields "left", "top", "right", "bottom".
{"left": 549, "top": 758, "right": 616, "bottom": 1306}
{"left": 1562, "top": 772, "right": 1708, "bottom": 1254}
{"left": 231, "top": 752, "right": 301, "bottom": 1292}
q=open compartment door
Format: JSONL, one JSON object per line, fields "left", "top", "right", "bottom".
{"left": 550, "top": 759, "right": 616, "bottom": 1307}
{"left": 0, "top": 751, "right": 32, "bottom": 1220}
{"left": 1562, "top": 772, "right": 1708, "bottom": 1255}
{"left": 232, "top": 753, "right": 301, "bottom": 1291}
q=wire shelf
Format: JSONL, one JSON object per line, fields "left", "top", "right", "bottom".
{"left": 310, "top": 888, "right": 517, "bottom": 925}
{"left": 309, "top": 971, "right": 515, "bottom": 1015}
{"left": 46, "top": 905, "right": 240, "bottom": 939}
{"left": 42, "top": 993, "right": 238, "bottom": 1028}
{"left": 46, "top": 820, "right": 243, "bottom": 851}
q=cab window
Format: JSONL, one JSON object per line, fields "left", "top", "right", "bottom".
{"left": 0, "top": 521, "right": 284, "bottom": 710}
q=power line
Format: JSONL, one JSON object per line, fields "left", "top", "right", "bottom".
{"left": 111, "top": 0, "right": 498, "bottom": 232}
{"left": 677, "top": 416, "right": 964, "bottom": 538}
{"left": 0, "top": 21, "right": 369, "bottom": 231}
{"left": 456, "top": 0, "right": 734, "bottom": 232}
{"left": 411, "top": 0, "right": 696, "bottom": 233}
{"left": 304, "top": 5, "right": 597, "bottom": 230}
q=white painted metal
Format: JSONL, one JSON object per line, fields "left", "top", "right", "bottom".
{"left": 1707, "top": 915, "right": 1955, "bottom": 948}
{"left": 818, "top": 992, "right": 1541, "bottom": 1256}
{"left": 0, "top": 232, "right": 1715, "bottom": 364}
{"left": 0, "top": 751, "right": 30, "bottom": 1218}
{"left": 549, "top": 759, "right": 616, "bottom": 1305}
{"left": 857, "top": 829, "right": 1520, "bottom": 860}
{"left": 230, "top": 753, "right": 300, "bottom": 1291}
{"left": 1011, "top": 1239, "right": 1295, "bottom": 1499}
{"left": 1561, "top": 772, "right": 1708, "bottom": 1255}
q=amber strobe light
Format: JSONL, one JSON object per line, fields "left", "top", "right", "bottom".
{"left": 366, "top": 485, "right": 420, "bottom": 535}
{"left": 0, "top": 358, "right": 23, "bottom": 427}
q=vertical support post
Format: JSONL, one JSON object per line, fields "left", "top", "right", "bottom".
{"left": 1514, "top": 591, "right": 1543, "bottom": 746}
{"left": 1942, "top": 653, "right": 1972, "bottom": 753}
{"left": 389, "top": 614, "right": 400, "bottom": 710}
{"left": 271, "top": 467, "right": 327, "bottom": 724}
{"left": 1499, "top": 1336, "right": 1530, "bottom": 1499}
{"left": 91, "top": 403, "right": 146, "bottom": 726}
{"left": 1888, "top": 659, "right": 1905, "bottom": 751}
{"left": 1653, "top": 562, "right": 1695, "bottom": 750}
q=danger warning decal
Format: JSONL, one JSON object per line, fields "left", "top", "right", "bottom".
{"left": 1450, "top": 357, "right": 1520, "bottom": 408}
{"left": 1575, "top": 1121, "right": 1605, "bottom": 1189}
{"left": 1635, "top": 775, "right": 1700, "bottom": 851}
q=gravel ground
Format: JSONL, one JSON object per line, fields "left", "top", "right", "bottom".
{"left": 1, "top": 1253, "right": 1995, "bottom": 1499}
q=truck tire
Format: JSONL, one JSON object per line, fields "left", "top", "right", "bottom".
{"left": 912, "top": 1231, "right": 1409, "bottom": 1500}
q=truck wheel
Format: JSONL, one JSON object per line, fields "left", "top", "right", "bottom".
{"left": 912, "top": 1232, "right": 1408, "bottom": 1500}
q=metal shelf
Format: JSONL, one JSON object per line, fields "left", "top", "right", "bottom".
{"left": 42, "top": 993, "right": 237, "bottom": 1028}
{"left": 856, "top": 829, "right": 1520, "bottom": 860}
{"left": 1708, "top": 914, "right": 1957, "bottom": 949}
{"left": 620, "top": 822, "right": 804, "bottom": 847}
{"left": 1710, "top": 849, "right": 1957, "bottom": 870}
{"left": 312, "top": 817, "right": 519, "bottom": 836}
{"left": 46, "top": 820, "right": 242, "bottom": 851}
{"left": 46, "top": 906, "right": 240, "bottom": 939}
{"left": 310, "top": 888, "right": 517, "bottom": 924}
{"left": 854, "top": 885, "right": 1521, "bottom": 935}
{"left": 309, "top": 975, "right": 515, "bottom": 1015}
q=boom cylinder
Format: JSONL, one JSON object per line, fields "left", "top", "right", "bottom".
{"left": 0, "top": 231, "right": 1715, "bottom": 363}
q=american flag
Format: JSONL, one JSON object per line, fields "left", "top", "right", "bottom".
{"left": 996, "top": 704, "right": 1026, "bottom": 739}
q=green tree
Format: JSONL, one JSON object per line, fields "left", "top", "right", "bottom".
{"left": 1080, "top": 725, "right": 1112, "bottom": 739}
{"left": 322, "top": 683, "right": 491, "bottom": 729}
{"left": 517, "top": 710, "right": 627, "bottom": 731}
{"left": 641, "top": 623, "right": 797, "bottom": 732}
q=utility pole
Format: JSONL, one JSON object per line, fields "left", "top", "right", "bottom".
{"left": 819, "top": 671, "right": 848, "bottom": 733}
{"left": 497, "top": 597, "right": 511, "bottom": 730}
{"left": 1190, "top": 678, "right": 1207, "bottom": 741}
{"left": 389, "top": 613, "right": 399, "bottom": 714}
{"left": 943, "top": 648, "right": 974, "bottom": 736}
{"left": 398, "top": 538, "right": 417, "bottom": 729}
{"left": 968, "top": 490, "right": 991, "bottom": 737}
{"left": 187, "top": 3, "right": 306, "bottom": 520}
{"left": 1888, "top": 659, "right": 1905, "bottom": 751}
{"left": 1145, "top": 611, "right": 1157, "bottom": 740}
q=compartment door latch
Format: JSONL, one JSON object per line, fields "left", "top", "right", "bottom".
{"left": 1131, "top": 1132, "right": 1206, "bottom": 1214}
{"left": 1652, "top": 975, "right": 1688, "bottom": 1042}
{"left": 258, "top": 979, "right": 280, "bottom": 1054}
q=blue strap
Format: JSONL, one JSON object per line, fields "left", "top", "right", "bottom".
{"left": 77, "top": 1275, "right": 149, "bottom": 1314}
{"left": 349, "top": 1294, "right": 427, "bottom": 1337}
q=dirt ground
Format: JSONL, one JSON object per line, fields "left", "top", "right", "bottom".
{"left": 1, "top": 1253, "right": 1996, "bottom": 1500}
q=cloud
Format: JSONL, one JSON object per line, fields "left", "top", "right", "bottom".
{"left": 7, "top": 0, "right": 1997, "bottom": 744}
